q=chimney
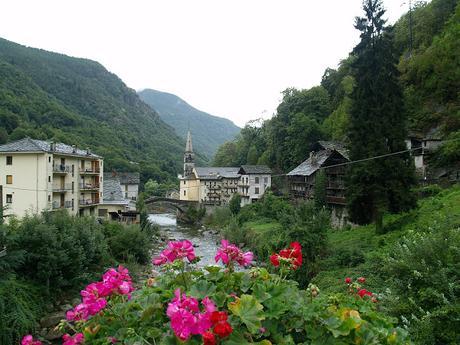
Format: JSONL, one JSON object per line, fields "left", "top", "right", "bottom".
{"left": 310, "top": 151, "right": 316, "bottom": 165}
{"left": 50, "top": 141, "right": 56, "bottom": 152}
{"left": 72, "top": 145, "right": 77, "bottom": 153}
{"left": 86, "top": 147, "right": 91, "bottom": 155}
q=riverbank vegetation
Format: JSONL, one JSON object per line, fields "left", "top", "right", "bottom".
{"left": 0, "top": 211, "right": 157, "bottom": 344}
{"left": 207, "top": 184, "right": 460, "bottom": 344}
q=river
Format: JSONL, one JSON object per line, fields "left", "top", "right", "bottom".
{"left": 148, "top": 213, "right": 221, "bottom": 267}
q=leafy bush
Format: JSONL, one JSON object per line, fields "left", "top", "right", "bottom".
{"left": 0, "top": 276, "right": 45, "bottom": 345}
{"left": 382, "top": 223, "right": 460, "bottom": 344}
{"left": 102, "top": 222, "right": 151, "bottom": 264}
{"left": 5, "top": 211, "right": 110, "bottom": 292}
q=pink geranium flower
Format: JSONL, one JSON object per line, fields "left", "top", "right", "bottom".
{"left": 215, "top": 240, "right": 253, "bottom": 267}
{"left": 153, "top": 240, "right": 196, "bottom": 266}
{"left": 166, "top": 289, "right": 217, "bottom": 341}
{"left": 62, "top": 333, "right": 84, "bottom": 345}
{"left": 21, "top": 335, "right": 42, "bottom": 345}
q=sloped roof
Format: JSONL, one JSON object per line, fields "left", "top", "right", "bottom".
{"left": 239, "top": 165, "right": 272, "bottom": 174}
{"left": 102, "top": 175, "right": 128, "bottom": 205}
{"left": 287, "top": 150, "right": 330, "bottom": 177}
{"left": 194, "top": 167, "right": 240, "bottom": 180}
{"left": 119, "top": 172, "right": 140, "bottom": 185}
{"left": 0, "top": 138, "right": 101, "bottom": 158}
{"left": 316, "top": 141, "right": 349, "bottom": 160}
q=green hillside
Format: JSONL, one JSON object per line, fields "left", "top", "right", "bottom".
{"left": 138, "top": 88, "right": 240, "bottom": 159}
{"left": 0, "top": 37, "right": 185, "bottom": 184}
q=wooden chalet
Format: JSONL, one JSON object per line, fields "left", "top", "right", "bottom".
{"left": 287, "top": 141, "right": 349, "bottom": 206}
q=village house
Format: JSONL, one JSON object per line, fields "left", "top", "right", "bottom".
{"left": 97, "top": 174, "right": 140, "bottom": 224}
{"left": 238, "top": 165, "right": 272, "bottom": 206}
{"left": 105, "top": 171, "right": 140, "bottom": 210}
{"left": 405, "top": 127, "right": 445, "bottom": 180}
{"left": 0, "top": 138, "right": 103, "bottom": 219}
{"left": 287, "top": 141, "right": 349, "bottom": 224}
{"left": 179, "top": 131, "right": 271, "bottom": 206}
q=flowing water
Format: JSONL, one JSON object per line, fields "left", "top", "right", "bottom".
{"left": 148, "top": 213, "right": 221, "bottom": 267}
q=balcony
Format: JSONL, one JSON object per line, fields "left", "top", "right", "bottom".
{"left": 53, "top": 164, "right": 70, "bottom": 174}
{"left": 52, "top": 200, "right": 73, "bottom": 209}
{"left": 52, "top": 183, "right": 73, "bottom": 193}
{"left": 79, "top": 199, "right": 99, "bottom": 207}
{"left": 326, "top": 196, "right": 346, "bottom": 205}
{"left": 79, "top": 167, "right": 101, "bottom": 175}
{"left": 238, "top": 181, "right": 249, "bottom": 187}
{"left": 79, "top": 183, "right": 100, "bottom": 191}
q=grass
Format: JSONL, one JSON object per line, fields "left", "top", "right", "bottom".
{"left": 312, "top": 184, "right": 460, "bottom": 293}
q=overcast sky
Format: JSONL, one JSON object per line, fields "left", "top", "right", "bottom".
{"left": 0, "top": 0, "right": 410, "bottom": 127}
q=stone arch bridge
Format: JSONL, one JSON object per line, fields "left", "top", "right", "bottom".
{"left": 144, "top": 197, "right": 199, "bottom": 214}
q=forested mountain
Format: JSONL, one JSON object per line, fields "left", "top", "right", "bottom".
{"left": 0, "top": 37, "right": 187, "bottom": 184}
{"left": 214, "top": 0, "right": 460, "bottom": 172}
{"left": 138, "top": 89, "right": 240, "bottom": 159}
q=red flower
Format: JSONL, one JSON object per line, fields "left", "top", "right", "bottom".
{"left": 213, "top": 321, "right": 233, "bottom": 338}
{"left": 210, "top": 311, "right": 228, "bottom": 324}
{"left": 345, "top": 277, "right": 352, "bottom": 284}
{"left": 271, "top": 242, "right": 303, "bottom": 269}
{"left": 357, "top": 289, "right": 372, "bottom": 298}
{"left": 202, "top": 332, "right": 216, "bottom": 345}
{"left": 270, "top": 254, "right": 280, "bottom": 267}
{"left": 357, "top": 277, "right": 366, "bottom": 283}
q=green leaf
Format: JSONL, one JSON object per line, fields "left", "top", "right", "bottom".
{"left": 190, "top": 280, "right": 216, "bottom": 299}
{"left": 228, "top": 294, "right": 265, "bottom": 333}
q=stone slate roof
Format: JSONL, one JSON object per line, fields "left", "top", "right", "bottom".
{"left": 119, "top": 172, "right": 140, "bottom": 185}
{"left": 102, "top": 175, "right": 128, "bottom": 205}
{"left": 316, "top": 141, "right": 349, "bottom": 160}
{"left": 195, "top": 167, "right": 240, "bottom": 180}
{"left": 239, "top": 165, "right": 272, "bottom": 174}
{"left": 0, "top": 137, "right": 101, "bottom": 158}
{"left": 287, "top": 150, "right": 331, "bottom": 177}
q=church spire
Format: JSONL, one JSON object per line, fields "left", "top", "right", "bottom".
{"left": 185, "top": 130, "right": 193, "bottom": 153}
{"left": 183, "top": 130, "right": 195, "bottom": 177}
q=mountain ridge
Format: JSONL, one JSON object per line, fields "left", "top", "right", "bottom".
{"left": 0, "top": 37, "right": 189, "bottom": 183}
{"left": 138, "top": 88, "right": 240, "bottom": 159}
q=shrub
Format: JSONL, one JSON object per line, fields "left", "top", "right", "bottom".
{"left": 102, "top": 222, "right": 151, "bottom": 264}
{"left": 382, "top": 223, "right": 460, "bottom": 344}
{"left": 5, "top": 211, "right": 109, "bottom": 292}
{"left": 229, "top": 193, "right": 241, "bottom": 215}
{"left": 0, "top": 276, "right": 44, "bottom": 344}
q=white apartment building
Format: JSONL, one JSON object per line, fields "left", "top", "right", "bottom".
{"left": 0, "top": 138, "right": 103, "bottom": 220}
{"left": 237, "top": 165, "right": 272, "bottom": 206}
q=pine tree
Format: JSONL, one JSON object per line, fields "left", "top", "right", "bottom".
{"left": 314, "top": 170, "right": 327, "bottom": 209}
{"left": 347, "top": 0, "right": 416, "bottom": 232}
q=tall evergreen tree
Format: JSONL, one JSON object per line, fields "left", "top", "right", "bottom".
{"left": 347, "top": 0, "right": 416, "bottom": 232}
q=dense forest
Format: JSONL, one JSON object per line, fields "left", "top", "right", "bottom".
{"left": 139, "top": 89, "right": 240, "bottom": 159}
{"left": 0, "top": 38, "right": 195, "bottom": 185}
{"left": 213, "top": 0, "right": 460, "bottom": 173}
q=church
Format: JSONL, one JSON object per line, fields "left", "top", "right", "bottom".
{"left": 179, "top": 131, "right": 272, "bottom": 206}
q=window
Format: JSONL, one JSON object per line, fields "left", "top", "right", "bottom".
{"left": 184, "top": 190, "right": 186, "bottom": 196}
{"left": 6, "top": 156, "right": 12, "bottom": 165}
{"left": 48, "top": 195, "right": 51, "bottom": 202}
{"left": 183, "top": 181, "right": 186, "bottom": 185}
{"left": 48, "top": 176, "right": 51, "bottom": 182}
{"left": 6, "top": 175, "right": 12, "bottom": 184}
{"left": 125, "top": 192, "right": 128, "bottom": 198}
{"left": 98, "top": 209, "right": 108, "bottom": 217}
{"left": 6, "top": 194, "right": 12, "bottom": 203}
{"left": 255, "top": 177, "right": 259, "bottom": 184}
{"left": 255, "top": 187, "right": 260, "bottom": 195}
{"left": 264, "top": 177, "right": 268, "bottom": 184}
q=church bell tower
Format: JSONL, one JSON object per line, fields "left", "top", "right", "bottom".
{"left": 184, "top": 130, "right": 195, "bottom": 177}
